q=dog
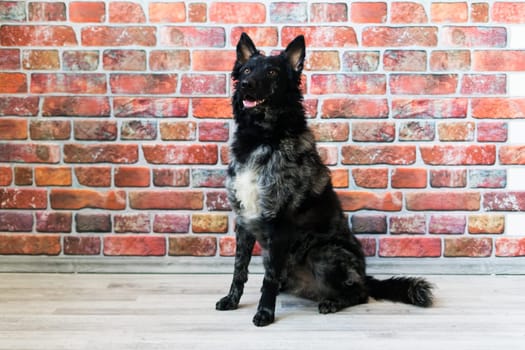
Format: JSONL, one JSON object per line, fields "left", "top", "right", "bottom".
{"left": 216, "top": 33, "right": 433, "bottom": 327}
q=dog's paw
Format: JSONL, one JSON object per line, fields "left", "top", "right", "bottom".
{"left": 318, "top": 300, "right": 339, "bottom": 314}
{"left": 216, "top": 296, "right": 238, "bottom": 311}
{"left": 252, "top": 309, "right": 274, "bottom": 327}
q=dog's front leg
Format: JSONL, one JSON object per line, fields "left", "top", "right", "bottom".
{"left": 216, "top": 224, "right": 256, "bottom": 311}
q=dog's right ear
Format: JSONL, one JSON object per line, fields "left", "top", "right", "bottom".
{"left": 236, "top": 33, "right": 258, "bottom": 65}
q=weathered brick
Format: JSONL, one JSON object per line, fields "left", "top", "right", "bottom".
{"left": 0, "top": 234, "right": 61, "bottom": 255}
{"left": 64, "top": 236, "right": 101, "bottom": 255}
{"left": 115, "top": 166, "right": 150, "bottom": 187}
{"left": 180, "top": 74, "right": 226, "bottom": 95}
{"left": 230, "top": 27, "right": 278, "bottom": 47}
{"left": 310, "top": 122, "right": 349, "bottom": 142}
{"left": 36, "top": 211, "right": 72, "bottom": 233}
{"left": 310, "top": 3, "right": 347, "bottom": 22}
{"left": 406, "top": 191, "right": 480, "bottom": 211}
{"left": 430, "top": 50, "right": 471, "bottom": 71}
{"left": 342, "top": 145, "right": 416, "bottom": 165}
{"left": 444, "top": 237, "right": 492, "bottom": 257}
{"left": 474, "top": 51, "right": 525, "bottom": 72}
{"left": 169, "top": 236, "right": 217, "bottom": 256}
{"left": 351, "top": 2, "right": 386, "bottom": 23}
{"left": 75, "top": 167, "right": 111, "bottom": 187}
{"left": 282, "top": 26, "right": 358, "bottom": 48}
{"left": 492, "top": 2, "right": 525, "bottom": 23}
{"left": 109, "top": 2, "right": 146, "bottom": 23}
{"left": 270, "top": 2, "right": 306, "bottom": 23}
{"left": 189, "top": 3, "right": 206, "bottom": 22}
{"left": 76, "top": 212, "right": 111, "bottom": 232}
{"left": 104, "top": 235, "right": 166, "bottom": 256}
{"left": 477, "top": 122, "right": 507, "bottom": 142}
{"left": 330, "top": 168, "right": 349, "bottom": 188}
{"left": 129, "top": 190, "right": 203, "bottom": 210}
{"left": 362, "top": 27, "right": 437, "bottom": 47}
{"left": 210, "top": 2, "right": 265, "bottom": 23}
{"left": 153, "top": 214, "right": 190, "bottom": 233}
{"left": 219, "top": 236, "right": 236, "bottom": 257}
{"left": 0, "top": 212, "right": 33, "bottom": 232}
{"left": 159, "top": 27, "right": 225, "bottom": 47}
{"left": 430, "top": 169, "right": 467, "bottom": 188}
{"left": 351, "top": 214, "right": 387, "bottom": 234}
{"left": 383, "top": 50, "right": 426, "bottom": 72}
{"left": 69, "top": 1, "right": 105, "bottom": 22}
{"left": 431, "top": 2, "right": 468, "bottom": 22}
{"left": 441, "top": 26, "right": 506, "bottom": 48}
{"left": 469, "top": 215, "right": 505, "bottom": 234}
{"left": 0, "top": 118, "right": 27, "bottom": 140}
{"left": 0, "top": 144, "right": 60, "bottom": 163}
{"left": 341, "top": 51, "right": 379, "bottom": 72}
{"left": 0, "top": 49, "right": 20, "bottom": 69}
{"left": 31, "top": 73, "right": 106, "bottom": 94}
{"left": 206, "top": 191, "right": 231, "bottom": 211}
{"left": 63, "top": 50, "right": 99, "bottom": 71}
{"left": 121, "top": 120, "right": 157, "bottom": 140}
{"left": 74, "top": 120, "right": 117, "bottom": 141}
{"left": 28, "top": 2, "right": 66, "bottom": 21}
{"left": 483, "top": 192, "right": 525, "bottom": 211}
{"left": 337, "top": 191, "right": 403, "bottom": 211}
{"left": 159, "top": 121, "right": 196, "bottom": 141}
{"left": 30, "top": 120, "right": 71, "bottom": 140}
{"left": 192, "top": 169, "right": 227, "bottom": 188}
{"left": 0, "top": 25, "right": 77, "bottom": 46}
{"left": 438, "top": 121, "right": 475, "bottom": 141}
{"left": 0, "top": 97, "right": 39, "bottom": 116}
{"left": 392, "top": 98, "right": 468, "bottom": 119}
{"left": 114, "top": 213, "right": 150, "bottom": 233}
{"left": 379, "top": 237, "right": 442, "bottom": 257}
{"left": 82, "top": 26, "right": 156, "bottom": 46}
{"left": 14, "top": 167, "right": 32, "bottom": 186}
{"left": 199, "top": 121, "right": 230, "bottom": 142}
{"left": 0, "top": 188, "right": 47, "bottom": 209}
{"left": 110, "top": 74, "right": 177, "bottom": 94}
{"left": 391, "top": 168, "right": 427, "bottom": 189}
{"left": 103, "top": 50, "right": 146, "bottom": 71}
{"left": 461, "top": 74, "right": 506, "bottom": 95}
{"left": 50, "top": 189, "right": 126, "bottom": 210}
{"left": 43, "top": 96, "right": 110, "bottom": 117}
{"left": 319, "top": 146, "right": 339, "bottom": 166}
{"left": 471, "top": 3, "right": 489, "bottom": 23}
{"left": 390, "top": 214, "right": 426, "bottom": 235}
{"left": 496, "top": 238, "right": 525, "bottom": 257}
{"left": 150, "top": 50, "right": 190, "bottom": 71}
{"left": 472, "top": 98, "right": 525, "bottom": 118}
{"left": 64, "top": 144, "right": 138, "bottom": 163}
{"left": 390, "top": 74, "right": 458, "bottom": 95}
{"left": 429, "top": 215, "right": 466, "bottom": 234}
{"left": 143, "top": 144, "right": 218, "bottom": 165}
{"left": 390, "top": 2, "right": 428, "bottom": 23}
{"left": 310, "top": 74, "right": 386, "bottom": 95}
{"left": 22, "top": 50, "right": 59, "bottom": 70}
{"left": 0, "top": 167, "right": 12, "bottom": 186}
{"left": 352, "top": 168, "right": 388, "bottom": 189}
{"left": 35, "top": 167, "right": 72, "bottom": 186}
{"left": 306, "top": 51, "right": 341, "bottom": 71}
{"left": 192, "top": 214, "right": 228, "bottom": 233}
{"left": 321, "top": 98, "right": 389, "bottom": 119}
{"left": 149, "top": 2, "right": 185, "bottom": 22}
{"left": 358, "top": 237, "right": 377, "bottom": 257}
{"left": 420, "top": 145, "right": 496, "bottom": 165}
{"left": 399, "top": 121, "right": 435, "bottom": 141}
{"left": 0, "top": 73, "right": 27, "bottom": 93}
{"left": 352, "top": 121, "right": 395, "bottom": 142}
{"left": 153, "top": 168, "right": 190, "bottom": 187}
{"left": 114, "top": 97, "right": 189, "bottom": 118}
{"left": 469, "top": 169, "right": 506, "bottom": 188}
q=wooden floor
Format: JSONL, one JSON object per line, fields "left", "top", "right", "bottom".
{"left": 1, "top": 274, "right": 524, "bottom": 350}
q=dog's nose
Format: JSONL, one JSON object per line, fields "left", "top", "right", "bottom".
{"left": 241, "top": 79, "right": 254, "bottom": 89}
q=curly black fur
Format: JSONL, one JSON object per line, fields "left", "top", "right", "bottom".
{"left": 216, "top": 33, "right": 434, "bottom": 327}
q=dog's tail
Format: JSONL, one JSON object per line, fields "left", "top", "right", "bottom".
{"left": 365, "top": 276, "right": 434, "bottom": 307}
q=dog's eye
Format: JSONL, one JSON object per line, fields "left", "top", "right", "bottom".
{"left": 243, "top": 68, "right": 251, "bottom": 75}
{"left": 268, "top": 69, "right": 277, "bottom": 77}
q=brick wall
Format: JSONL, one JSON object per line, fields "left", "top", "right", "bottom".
{"left": 1, "top": 1, "right": 525, "bottom": 270}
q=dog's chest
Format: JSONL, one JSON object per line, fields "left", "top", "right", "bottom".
{"left": 232, "top": 167, "right": 262, "bottom": 219}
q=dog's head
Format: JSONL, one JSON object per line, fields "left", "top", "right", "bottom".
{"left": 232, "top": 33, "right": 305, "bottom": 111}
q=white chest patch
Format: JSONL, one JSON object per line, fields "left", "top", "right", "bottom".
{"left": 233, "top": 168, "right": 261, "bottom": 219}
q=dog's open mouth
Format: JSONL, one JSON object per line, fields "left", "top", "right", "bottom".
{"left": 242, "top": 96, "right": 265, "bottom": 109}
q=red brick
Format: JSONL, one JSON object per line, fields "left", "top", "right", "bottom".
{"left": 320, "top": 146, "right": 339, "bottom": 166}
{"left": 75, "top": 167, "right": 111, "bottom": 187}
{"left": 230, "top": 27, "right": 278, "bottom": 47}
{"left": 310, "top": 74, "right": 386, "bottom": 95}
{"left": 438, "top": 121, "right": 475, "bottom": 141}
{"left": 473, "top": 51, "right": 525, "bottom": 71}
{"left": 115, "top": 166, "right": 150, "bottom": 187}
{"left": 129, "top": 190, "right": 203, "bottom": 210}
{"left": 352, "top": 121, "right": 395, "bottom": 142}
{"left": 31, "top": 73, "right": 106, "bottom": 94}
{"left": 0, "top": 235, "right": 61, "bottom": 255}
{"left": 109, "top": 2, "right": 146, "bottom": 23}
{"left": 219, "top": 236, "right": 236, "bottom": 257}
{"left": 351, "top": 214, "right": 387, "bottom": 234}
{"left": 64, "top": 236, "right": 101, "bottom": 255}
{"left": 342, "top": 145, "right": 416, "bottom": 165}
{"left": 420, "top": 144, "right": 496, "bottom": 165}
{"left": 0, "top": 25, "right": 77, "bottom": 46}
{"left": 477, "top": 122, "right": 507, "bottom": 142}
{"left": 36, "top": 211, "right": 72, "bottom": 233}
{"left": 431, "top": 2, "right": 468, "bottom": 22}
{"left": 153, "top": 214, "right": 190, "bottom": 233}
{"left": 110, "top": 74, "right": 177, "bottom": 94}
{"left": 0, "top": 212, "right": 33, "bottom": 232}
{"left": 383, "top": 50, "right": 426, "bottom": 72}
{"left": 282, "top": 26, "right": 358, "bottom": 48}
{"left": 206, "top": 191, "right": 231, "bottom": 211}
{"left": 0, "top": 49, "right": 20, "bottom": 69}
{"left": 430, "top": 169, "right": 467, "bottom": 188}
{"left": 153, "top": 168, "right": 190, "bottom": 187}
{"left": 30, "top": 120, "right": 71, "bottom": 140}
{"left": 104, "top": 235, "right": 166, "bottom": 256}
{"left": 43, "top": 97, "right": 110, "bottom": 117}
{"left": 399, "top": 121, "right": 435, "bottom": 141}
{"left": 392, "top": 98, "right": 467, "bottom": 119}
{"left": 310, "top": 122, "right": 349, "bottom": 142}
{"left": 159, "top": 27, "right": 225, "bottom": 47}
{"left": 492, "top": 2, "right": 525, "bottom": 23}
{"left": 441, "top": 26, "right": 506, "bottom": 48}
{"left": 390, "top": 214, "right": 426, "bottom": 235}
{"left": 500, "top": 146, "right": 525, "bottom": 165}
{"left": 330, "top": 169, "right": 349, "bottom": 188}
{"left": 379, "top": 237, "right": 441, "bottom": 257}
{"left": 391, "top": 2, "right": 428, "bottom": 23}
{"left": 299, "top": 51, "right": 337, "bottom": 71}
{"left": 28, "top": 2, "right": 66, "bottom": 21}
{"left": 0, "top": 118, "right": 27, "bottom": 140}
{"left": 143, "top": 144, "right": 218, "bottom": 165}
{"left": 189, "top": 3, "right": 207, "bottom": 22}
{"left": 0, "top": 97, "right": 39, "bottom": 116}
{"left": 82, "top": 26, "right": 156, "bottom": 46}
{"left": 149, "top": 2, "right": 185, "bottom": 22}
{"left": 321, "top": 98, "right": 388, "bottom": 119}
{"left": 0, "top": 73, "right": 27, "bottom": 93}
{"left": 341, "top": 51, "right": 379, "bottom": 72}
{"left": 64, "top": 144, "right": 137, "bottom": 163}
{"left": 390, "top": 74, "right": 458, "bottom": 95}
{"left": 180, "top": 74, "right": 226, "bottom": 95}
{"left": 429, "top": 215, "right": 466, "bottom": 234}
{"left": 22, "top": 50, "right": 59, "bottom": 70}
{"left": 69, "top": 1, "right": 105, "bottom": 22}
{"left": 113, "top": 97, "right": 188, "bottom": 118}
{"left": 472, "top": 98, "right": 525, "bottom": 119}
{"left": 63, "top": 50, "right": 99, "bottom": 71}
{"left": 169, "top": 236, "right": 217, "bottom": 256}
{"left": 351, "top": 2, "right": 387, "bottom": 23}
{"left": 391, "top": 168, "right": 427, "bottom": 188}
{"left": 444, "top": 237, "right": 492, "bottom": 257}
{"left": 199, "top": 121, "right": 230, "bottom": 142}
{"left": 406, "top": 191, "right": 480, "bottom": 211}
{"left": 210, "top": 2, "right": 265, "bottom": 23}
{"left": 0, "top": 188, "right": 47, "bottom": 209}
{"left": 103, "top": 50, "right": 146, "bottom": 71}
{"left": 337, "top": 191, "right": 402, "bottom": 211}
{"left": 192, "top": 214, "right": 228, "bottom": 233}
{"left": 121, "top": 120, "right": 157, "bottom": 140}
{"left": 74, "top": 120, "right": 117, "bottom": 141}
{"left": 14, "top": 167, "right": 32, "bottom": 186}
{"left": 50, "top": 189, "right": 126, "bottom": 210}
{"left": 358, "top": 237, "right": 377, "bottom": 257}
{"left": 0, "top": 144, "right": 60, "bottom": 163}
{"left": 191, "top": 98, "right": 232, "bottom": 119}
{"left": 0, "top": 167, "right": 12, "bottom": 186}
{"left": 462, "top": 74, "right": 506, "bottom": 95}
{"left": 76, "top": 213, "right": 111, "bottom": 232}
{"left": 35, "top": 167, "right": 72, "bottom": 186}
{"left": 114, "top": 213, "right": 150, "bottom": 233}
{"left": 469, "top": 215, "right": 505, "bottom": 235}
{"left": 310, "top": 3, "right": 348, "bottom": 22}
{"left": 496, "top": 238, "right": 525, "bottom": 257}
{"left": 150, "top": 50, "right": 190, "bottom": 71}
{"left": 352, "top": 168, "right": 388, "bottom": 189}
{"left": 363, "top": 27, "right": 437, "bottom": 47}
{"left": 430, "top": 50, "right": 471, "bottom": 71}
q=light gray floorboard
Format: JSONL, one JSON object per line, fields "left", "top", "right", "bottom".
{"left": 1, "top": 274, "right": 524, "bottom": 350}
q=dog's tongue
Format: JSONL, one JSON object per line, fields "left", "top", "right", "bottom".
{"left": 243, "top": 99, "right": 258, "bottom": 109}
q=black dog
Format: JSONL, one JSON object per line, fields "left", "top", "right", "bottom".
{"left": 216, "top": 33, "right": 433, "bottom": 327}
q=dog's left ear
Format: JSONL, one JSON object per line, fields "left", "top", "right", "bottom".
{"left": 236, "top": 33, "right": 258, "bottom": 65}
{"left": 284, "top": 35, "right": 306, "bottom": 72}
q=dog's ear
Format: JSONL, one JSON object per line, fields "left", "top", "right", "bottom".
{"left": 236, "top": 33, "right": 257, "bottom": 65}
{"left": 284, "top": 35, "right": 305, "bottom": 72}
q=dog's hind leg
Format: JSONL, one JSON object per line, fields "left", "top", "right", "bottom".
{"left": 216, "top": 224, "right": 256, "bottom": 311}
